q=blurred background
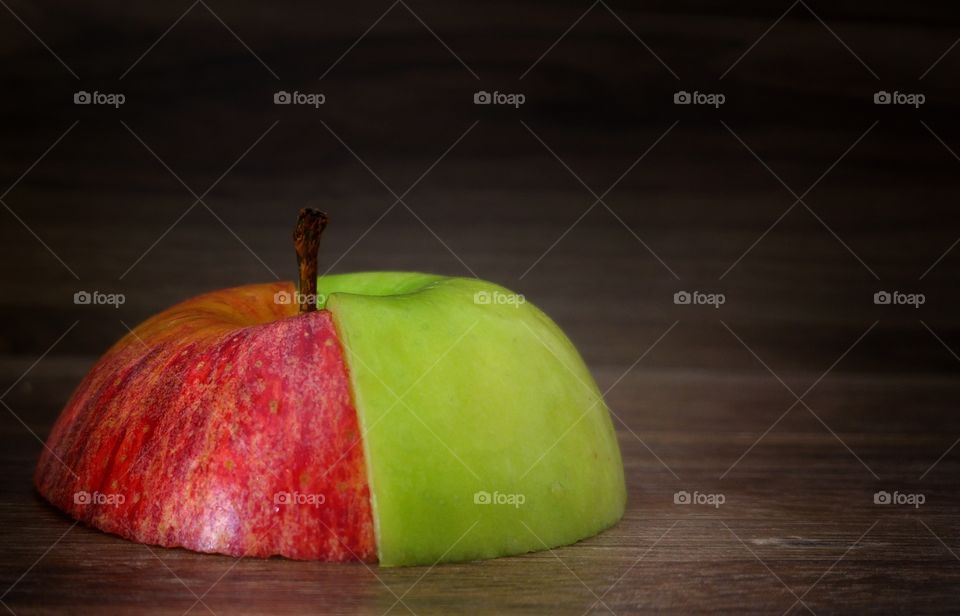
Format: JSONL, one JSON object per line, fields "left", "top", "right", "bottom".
{"left": 3, "top": 1, "right": 960, "bottom": 371}
{"left": 3, "top": 1, "right": 960, "bottom": 613}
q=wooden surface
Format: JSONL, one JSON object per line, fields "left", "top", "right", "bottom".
{"left": 3, "top": 1, "right": 960, "bottom": 613}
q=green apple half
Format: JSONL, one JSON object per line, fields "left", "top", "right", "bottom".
{"left": 319, "top": 272, "right": 625, "bottom": 565}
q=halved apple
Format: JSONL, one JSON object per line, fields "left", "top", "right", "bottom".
{"left": 35, "top": 211, "right": 625, "bottom": 566}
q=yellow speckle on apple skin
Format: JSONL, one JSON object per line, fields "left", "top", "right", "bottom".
{"left": 224, "top": 459, "right": 235, "bottom": 471}
{"left": 269, "top": 400, "right": 279, "bottom": 414}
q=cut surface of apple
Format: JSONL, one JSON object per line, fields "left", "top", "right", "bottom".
{"left": 35, "top": 272, "right": 626, "bottom": 566}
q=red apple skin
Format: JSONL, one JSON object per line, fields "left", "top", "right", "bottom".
{"left": 34, "top": 282, "right": 376, "bottom": 561}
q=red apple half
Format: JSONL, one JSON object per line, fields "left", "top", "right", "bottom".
{"left": 36, "top": 286, "right": 375, "bottom": 560}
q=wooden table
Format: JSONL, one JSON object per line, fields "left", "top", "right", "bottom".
{"left": 2, "top": 1, "right": 960, "bottom": 613}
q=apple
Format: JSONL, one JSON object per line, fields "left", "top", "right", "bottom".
{"left": 35, "top": 210, "right": 625, "bottom": 566}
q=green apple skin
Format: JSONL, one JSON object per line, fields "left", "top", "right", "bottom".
{"left": 317, "top": 272, "right": 626, "bottom": 567}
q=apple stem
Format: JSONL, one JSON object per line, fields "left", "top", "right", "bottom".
{"left": 293, "top": 208, "right": 328, "bottom": 313}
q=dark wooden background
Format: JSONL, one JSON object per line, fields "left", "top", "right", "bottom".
{"left": 3, "top": 1, "right": 960, "bottom": 613}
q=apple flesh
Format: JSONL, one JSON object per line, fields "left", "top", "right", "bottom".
{"left": 35, "top": 273, "right": 626, "bottom": 566}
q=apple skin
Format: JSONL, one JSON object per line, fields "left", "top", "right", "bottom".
{"left": 34, "top": 282, "right": 376, "bottom": 561}
{"left": 316, "top": 273, "right": 626, "bottom": 566}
